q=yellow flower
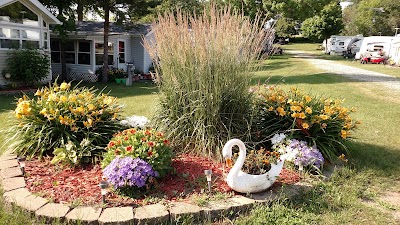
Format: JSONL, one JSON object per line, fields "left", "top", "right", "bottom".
{"left": 47, "top": 93, "right": 57, "bottom": 102}
{"left": 103, "top": 97, "right": 114, "bottom": 105}
{"left": 74, "top": 106, "right": 84, "bottom": 114}
{"left": 15, "top": 101, "right": 32, "bottom": 118}
{"left": 319, "top": 114, "right": 329, "bottom": 120}
{"left": 40, "top": 108, "right": 47, "bottom": 116}
{"left": 324, "top": 106, "right": 333, "bottom": 115}
{"left": 87, "top": 104, "right": 95, "bottom": 111}
{"left": 304, "top": 95, "right": 312, "bottom": 103}
{"left": 34, "top": 90, "right": 42, "bottom": 96}
{"left": 302, "top": 122, "right": 310, "bottom": 129}
{"left": 277, "top": 107, "right": 286, "bottom": 116}
{"left": 83, "top": 118, "right": 93, "bottom": 128}
{"left": 298, "top": 112, "right": 306, "bottom": 119}
{"left": 340, "top": 130, "right": 348, "bottom": 139}
{"left": 60, "top": 82, "right": 70, "bottom": 91}
{"left": 290, "top": 105, "right": 302, "bottom": 112}
{"left": 268, "top": 106, "right": 274, "bottom": 111}
{"left": 69, "top": 95, "right": 77, "bottom": 102}
{"left": 305, "top": 107, "right": 312, "bottom": 114}
{"left": 53, "top": 87, "right": 60, "bottom": 92}
{"left": 338, "top": 154, "right": 348, "bottom": 163}
{"left": 60, "top": 95, "right": 67, "bottom": 103}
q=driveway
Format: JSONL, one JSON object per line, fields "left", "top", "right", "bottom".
{"left": 286, "top": 50, "right": 400, "bottom": 93}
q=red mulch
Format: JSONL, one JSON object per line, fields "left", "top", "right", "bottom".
{"left": 25, "top": 154, "right": 300, "bottom": 207}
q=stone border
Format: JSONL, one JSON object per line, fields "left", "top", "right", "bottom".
{"left": 0, "top": 153, "right": 316, "bottom": 224}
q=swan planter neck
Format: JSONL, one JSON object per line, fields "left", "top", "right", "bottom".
{"left": 222, "top": 139, "right": 285, "bottom": 194}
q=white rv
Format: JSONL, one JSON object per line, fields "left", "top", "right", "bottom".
{"left": 355, "top": 36, "right": 399, "bottom": 60}
{"left": 329, "top": 35, "right": 363, "bottom": 55}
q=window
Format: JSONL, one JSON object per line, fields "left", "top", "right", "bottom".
{"left": 78, "top": 41, "right": 91, "bottom": 65}
{"left": 0, "top": 28, "right": 40, "bottom": 49}
{"left": 50, "top": 39, "right": 60, "bottom": 63}
{"left": 95, "top": 42, "right": 114, "bottom": 65}
{"left": 65, "top": 41, "right": 75, "bottom": 64}
{"left": 0, "top": 2, "right": 39, "bottom": 27}
{"left": 118, "top": 41, "right": 125, "bottom": 63}
{"left": 43, "top": 32, "right": 48, "bottom": 49}
{"left": 339, "top": 42, "right": 344, "bottom": 46}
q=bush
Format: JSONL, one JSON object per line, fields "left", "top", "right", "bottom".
{"left": 143, "top": 5, "right": 268, "bottom": 158}
{"left": 5, "top": 49, "right": 50, "bottom": 84}
{"left": 11, "top": 81, "right": 124, "bottom": 163}
{"left": 101, "top": 128, "right": 173, "bottom": 177}
{"left": 253, "top": 86, "right": 360, "bottom": 161}
{"left": 96, "top": 67, "right": 126, "bottom": 82}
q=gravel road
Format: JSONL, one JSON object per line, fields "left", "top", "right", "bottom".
{"left": 286, "top": 50, "right": 400, "bottom": 92}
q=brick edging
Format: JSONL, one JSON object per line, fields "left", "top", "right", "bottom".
{"left": 0, "top": 153, "right": 315, "bottom": 224}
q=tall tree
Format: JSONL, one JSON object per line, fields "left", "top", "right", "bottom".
{"left": 301, "top": 2, "right": 344, "bottom": 44}
{"left": 39, "top": 0, "right": 76, "bottom": 81}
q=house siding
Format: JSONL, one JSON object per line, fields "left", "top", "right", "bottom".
{"left": 0, "top": 50, "right": 8, "bottom": 85}
{"left": 131, "top": 36, "right": 145, "bottom": 73}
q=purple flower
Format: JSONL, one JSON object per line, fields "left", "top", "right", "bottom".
{"left": 103, "top": 156, "right": 157, "bottom": 189}
{"left": 293, "top": 144, "right": 324, "bottom": 169}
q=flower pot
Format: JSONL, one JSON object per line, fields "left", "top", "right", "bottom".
{"left": 115, "top": 78, "right": 122, "bottom": 84}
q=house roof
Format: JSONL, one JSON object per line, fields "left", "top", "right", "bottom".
{"left": 0, "top": 0, "right": 61, "bottom": 24}
{"left": 74, "top": 21, "right": 152, "bottom": 36}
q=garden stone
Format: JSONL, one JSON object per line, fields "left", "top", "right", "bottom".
{"left": 35, "top": 203, "right": 70, "bottom": 223}
{"left": 0, "top": 154, "right": 17, "bottom": 161}
{"left": 228, "top": 195, "right": 256, "bottom": 214}
{"left": 250, "top": 188, "right": 279, "bottom": 203}
{"left": 202, "top": 200, "right": 232, "bottom": 222}
{"left": 169, "top": 202, "right": 202, "bottom": 222}
{"left": 2, "top": 177, "right": 26, "bottom": 191}
{"left": 14, "top": 195, "right": 48, "bottom": 212}
{"left": 134, "top": 203, "right": 169, "bottom": 225}
{"left": 98, "top": 207, "right": 134, "bottom": 225}
{"left": 0, "top": 166, "right": 23, "bottom": 179}
{"left": 3, "top": 187, "right": 31, "bottom": 210}
{"left": 0, "top": 159, "right": 19, "bottom": 170}
{"left": 65, "top": 206, "right": 102, "bottom": 225}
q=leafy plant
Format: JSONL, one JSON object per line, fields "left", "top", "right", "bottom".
{"left": 51, "top": 138, "right": 96, "bottom": 166}
{"left": 143, "top": 4, "right": 270, "bottom": 159}
{"left": 253, "top": 86, "right": 360, "bottom": 161}
{"left": 101, "top": 128, "right": 173, "bottom": 177}
{"left": 5, "top": 49, "right": 50, "bottom": 84}
{"left": 10, "top": 81, "right": 124, "bottom": 162}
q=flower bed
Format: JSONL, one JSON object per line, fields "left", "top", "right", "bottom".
{"left": 24, "top": 154, "right": 300, "bottom": 207}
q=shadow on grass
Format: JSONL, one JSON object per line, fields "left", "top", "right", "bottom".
{"left": 74, "top": 81, "right": 158, "bottom": 98}
{"left": 348, "top": 141, "right": 400, "bottom": 176}
{"left": 0, "top": 96, "right": 17, "bottom": 113}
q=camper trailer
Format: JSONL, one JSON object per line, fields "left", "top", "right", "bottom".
{"left": 329, "top": 35, "right": 363, "bottom": 55}
{"left": 355, "top": 36, "right": 399, "bottom": 60}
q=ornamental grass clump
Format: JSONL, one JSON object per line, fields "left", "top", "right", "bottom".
{"left": 254, "top": 86, "right": 360, "bottom": 161}
{"left": 101, "top": 128, "right": 173, "bottom": 177}
{"left": 143, "top": 5, "right": 269, "bottom": 158}
{"left": 10, "top": 81, "right": 124, "bottom": 163}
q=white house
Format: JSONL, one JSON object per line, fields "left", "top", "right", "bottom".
{"left": 0, "top": 0, "right": 61, "bottom": 85}
{"left": 50, "top": 21, "right": 154, "bottom": 82}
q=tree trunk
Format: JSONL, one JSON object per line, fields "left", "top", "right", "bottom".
{"left": 102, "top": 1, "right": 110, "bottom": 83}
{"left": 77, "top": 1, "right": 84, "bottom": 21}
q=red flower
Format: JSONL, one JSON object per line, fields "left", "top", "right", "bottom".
{"left": 148, "top": 151, "right": 153, "bottom": 156}
{"left": 147, "top": 141, "right": 155, "bottom": 147}
{"left": 124, "top": 136, "right": 129, "bottom": 141}
{"left": 130, "top": 129, "right": 136, "bottom": 134}
{"left": 145, "top": 130, "right": 151, "bottom": 136}
{"left": 157, "top": 132, "right": 164, "bottom": 137}
{"left": 141, "top": 137, "right": 147, "bottom": 142}
{"left": 108, "top": 141, "right": 115, "bottom": 148}
{"left": 114, "top": 149, "right": 120, "bottom": 155}
{"left": 126, "top": 145, "right": 133, "bottom": 152}
{"left": 163, "top": 140, "right": 170, "bottom": 145}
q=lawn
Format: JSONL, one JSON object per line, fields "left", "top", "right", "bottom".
{"left": 1, "top": 48, "right": 400, "bottom": 224}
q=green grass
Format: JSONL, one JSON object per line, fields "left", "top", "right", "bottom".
{"left": 1, "top": 44, "right": 400, "bottom": 224}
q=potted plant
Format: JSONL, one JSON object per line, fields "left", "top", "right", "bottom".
{"left": 133, "top": 69, "right": 141, "bottom": 81}
{"left": 113, "top": 68, "right": 127, "bottom": 84}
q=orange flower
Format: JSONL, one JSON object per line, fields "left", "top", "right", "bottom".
{"left": 147, "top": 141, "right": 155, "bottom": 147}
{"left": 163, "top": 140, "right": 170, "bottom": 145}
{"left": 124, "top": 136, "right": 129, "bottom": 141}
{"left": 130, "top": 129, "right": 136, "bottom": 134}
{"left": 126, "top": 145, "right": 133, "bottom": 152}
{"left": 145, "top": 130, "right": 151, "bottom": 136}
{"left": 157, "top": 132, "right": 164, "bottom": 137}
{"left": 141, "top": 137, "right": 147, "bottom": 142}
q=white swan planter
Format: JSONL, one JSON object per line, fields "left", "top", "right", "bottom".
{"left": 222, "top": 139, "right": 285, "bottom": 193}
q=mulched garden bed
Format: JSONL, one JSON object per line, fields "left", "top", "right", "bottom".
{"left": 25, "top": 154, "right": 300, "bottom": 207}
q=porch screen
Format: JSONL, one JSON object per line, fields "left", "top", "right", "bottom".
{"left": 95, "top": 42, "right": 113, "bottom": 65}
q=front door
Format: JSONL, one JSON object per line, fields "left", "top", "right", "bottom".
{"left": 117, "top": 40, "right": 127, "bottom": 71}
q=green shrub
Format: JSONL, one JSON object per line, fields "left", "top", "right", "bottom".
{"left": 11, "top": 81, "right": 124, "bottom": 163}
{"left": 101, "top": 128, "right": 173, "bottom": 177}
{"left": 253, "top": 86, "right": 360, "bottom": 161}
{"left": 5, "top": 49, "right": 50, "bottom": 84}
{"left": 143, "top": 5, "right": 268, "bottom": 158}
